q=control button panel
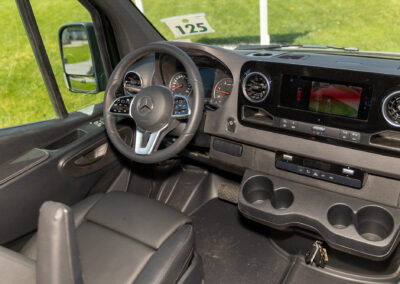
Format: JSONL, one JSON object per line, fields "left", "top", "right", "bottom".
{"left": 109, "top": 96, "right": 132, "bottom": 115}
{"left": 278, "top": 118, "right": 362, "bottom": 143}
{"left": 172, "top": 95, "right": 190, "bottom": 118}
{"left": 275, "top": 151, "right": 365, "bottom": 189}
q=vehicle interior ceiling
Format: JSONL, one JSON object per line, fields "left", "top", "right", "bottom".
{"left": 4, "top": 0, "right": 400, "bottom": 283}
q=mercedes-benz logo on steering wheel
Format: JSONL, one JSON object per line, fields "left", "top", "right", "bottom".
{"left": 137, "top": 96, "right": 154, "bottom": 115}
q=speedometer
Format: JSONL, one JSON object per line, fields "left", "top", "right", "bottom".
{"left": 213, "top": 78, "right": 233, "bottom": 104}
{"left": 169, "top": 72, "right": 192, "bottom": 97}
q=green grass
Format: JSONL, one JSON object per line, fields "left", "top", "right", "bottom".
{"left": 0, "top": 0, "right": 103, "bottom": 128}
{"left": 144, "top": 0, "right": 400, "bottom": 52}
{"left": 63, "top": 44, "right": 92, "bottom": 64}
{"left": 2, "top": 0, "right": 400, "bottom": 128}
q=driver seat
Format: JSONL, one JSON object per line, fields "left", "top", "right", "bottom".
{"left": 0, "top": 192, "right": 201, "bottom": 284}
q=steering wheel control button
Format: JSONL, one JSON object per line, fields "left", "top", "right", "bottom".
{"left": 172, "top": 95, "right": 190, "bottom": 118}
{"left": 109, "top": 96, "right": 133, "bottom": 116}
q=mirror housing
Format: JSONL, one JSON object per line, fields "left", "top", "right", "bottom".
{"left": 58, "top": 22, "right": 106, "bottom": 94}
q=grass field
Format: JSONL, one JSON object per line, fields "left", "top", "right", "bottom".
{"left": 2, "top": 0, "right": 400, "bottom": 128}
{"left": 0, "top": 0, "right": 103, "bottom": 128}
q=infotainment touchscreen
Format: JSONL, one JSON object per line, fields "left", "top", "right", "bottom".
{"left": 280, "top": 76, "right": 371, "bottom": 120}
{"left": 309, "top": 81, "right": 362, "bottom": 118}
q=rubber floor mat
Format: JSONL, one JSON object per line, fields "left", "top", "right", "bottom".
{"left": 192, "top": 198, "right": 292, "bottom": 284}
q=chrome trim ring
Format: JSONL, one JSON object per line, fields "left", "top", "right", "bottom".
{"left": 242, "top": 71, "right": 271, "bottom": 103}
{"left": 123, "top": 71, "right": 143, "bottom": 95}
{"left": 382, "top": 91, "right": 400, "bottom": 127}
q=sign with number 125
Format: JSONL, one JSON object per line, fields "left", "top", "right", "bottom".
{"left": 161, "top": 13, "right": 215, "bottom": 38}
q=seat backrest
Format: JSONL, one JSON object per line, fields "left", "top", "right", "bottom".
{"left": 0, "top": 246, "right": 35, "bottom": 284}
{"left": 36, "top": 201, "right": 84, "bottom": 284}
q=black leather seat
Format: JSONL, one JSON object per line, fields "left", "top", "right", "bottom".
{"left": 11, "top": 191, "right": 199, "bottom": 284}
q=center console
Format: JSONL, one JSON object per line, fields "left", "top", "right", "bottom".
{"left": 233, "top": 60, "right": 400, "bottom": 261}
{"left": 238, "top": 170, "right": 400, "bottom": 260}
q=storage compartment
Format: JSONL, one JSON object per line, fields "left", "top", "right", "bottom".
{"left": 238, "top": 170, "right": 400, "bottom": 260}
{"left": 44, "top": 129, "right": 86, "bottom": 150}
{"left": 370, "top": 131, "right": 400, "bottom": 150}
{"left": 242, "top": 175, "right": 293, "bottom": 209}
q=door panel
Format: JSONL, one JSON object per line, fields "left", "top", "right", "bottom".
{"left": 0, "top": 105, "right": 132, "bottom": 243}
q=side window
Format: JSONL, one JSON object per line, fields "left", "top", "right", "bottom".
{"left": 31, "top": 0, "right": 104, "bottom": 113}
{"left": 0, "top": 2, "right": 56, "bottom": 128}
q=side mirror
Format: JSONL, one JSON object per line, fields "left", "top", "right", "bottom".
{"left": 58, "top": 22, "right": 106, "bottom": 94}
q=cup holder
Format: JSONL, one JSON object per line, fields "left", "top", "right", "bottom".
{"left": 356, "top": 206, "right": 394, "bottom": 242}
{"left": 271, "top": 188, "right": 294, "bottom": 210}
{"left": 242, "top": 176, "right": 293, "bottom": 209}
{"left": 328, "top": 204, "right": 353, "bottom": 229}
{"left": 327, "top": 204, "right": 395, "bottom": 241}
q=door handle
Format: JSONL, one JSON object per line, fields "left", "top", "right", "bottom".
{"left": 74, "top": 143, "right": 108, "bottom": 166}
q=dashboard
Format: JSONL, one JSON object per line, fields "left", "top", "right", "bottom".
{"left": 121, "top": 42, "right": 400, "bottom": 204}
{"left": 120, "top": 43, "right": 400, "bottom": 261}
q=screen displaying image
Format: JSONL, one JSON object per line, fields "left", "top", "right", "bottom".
{"left": 309, "top": 81, "right": 362, "bottom": 117}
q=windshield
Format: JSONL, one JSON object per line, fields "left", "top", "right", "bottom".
{"left": 136, "top": 0, "right": 400, "bottom": 54}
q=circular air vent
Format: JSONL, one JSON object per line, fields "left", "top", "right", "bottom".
{"left": 123, "top": 71, "right": 142, "bottom": 94}
{"left": 242, "top": 72, "right": 271, "bottom": 103}
{"left": 382, "top": 91, "right": 400, "bottom": 127}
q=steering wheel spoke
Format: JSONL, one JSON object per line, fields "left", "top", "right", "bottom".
{"left": 172, "top": 94, "right": 191, "bottom": 119}
{"left": 108, "top": 96, "right": 133, "bottom": 117}
{"left": 134, "top": 125, "right": 168, "bottom": 155}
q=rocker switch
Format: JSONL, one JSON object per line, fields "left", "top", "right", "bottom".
{"left": 283, "top": 154, "right": 293, "bottom": 161}
{"left": 342, "top": 168, "right": 355, "bottom": 176}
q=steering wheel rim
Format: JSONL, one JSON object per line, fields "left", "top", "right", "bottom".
{"left": 103, "top": 42, "right": 204, "bottom": 164}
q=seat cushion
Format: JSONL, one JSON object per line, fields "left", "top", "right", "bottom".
{"left": 21, "top": 192, "right": 194, "bottom": 284}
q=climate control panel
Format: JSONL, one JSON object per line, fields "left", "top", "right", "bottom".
{"left": 275, "top": 152, "right": 366, "bottom": 188}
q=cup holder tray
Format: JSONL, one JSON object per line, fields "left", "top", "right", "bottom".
{"left": 238, "top": 170, "right": 400, "bottom": 260}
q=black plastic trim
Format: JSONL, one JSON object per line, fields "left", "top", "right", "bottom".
{"left": 238, "top": 170, "right": 400, "bottom": 260}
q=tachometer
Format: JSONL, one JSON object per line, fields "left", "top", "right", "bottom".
{"left": 169, "top": 72, "right": 192, "bottom": 97}
{"left": 213, "top": 78, "right": 233, "bottom": 104}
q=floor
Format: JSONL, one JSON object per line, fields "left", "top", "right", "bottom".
{"left": 191, "top": 198, "right": 400, "bottom": 284}
{"left": 192, "top": 198, "right": 292, "bottom": 284}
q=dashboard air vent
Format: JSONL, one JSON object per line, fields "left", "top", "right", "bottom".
{"left": 242, "top": 72, "right": 271, "bottom": 103}
{"left": 278, "top": 54, "right": 306, "bottom": 60}
{"left": 123, "top": 71, "right": 142, "bottom": 94}
{"left": 382, "top": 91, "right": 400, "bottom": 127}
{"left": 249, "top": 52, "right": 273, "bottom": 57}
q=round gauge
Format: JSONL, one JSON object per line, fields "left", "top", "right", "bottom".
{"left": 213, "top": 78, "right": 233, "bottom": 104}
{"left": 169, "top": 72, "right": 192, "bottom": 97}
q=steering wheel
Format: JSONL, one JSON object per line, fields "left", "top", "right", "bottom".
{"left": 103, "top": 42, "right": 204, "bottom": 164}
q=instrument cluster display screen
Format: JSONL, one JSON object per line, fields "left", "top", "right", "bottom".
{"left": 281, "top": 76, "right": 371, "bottom": 120}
